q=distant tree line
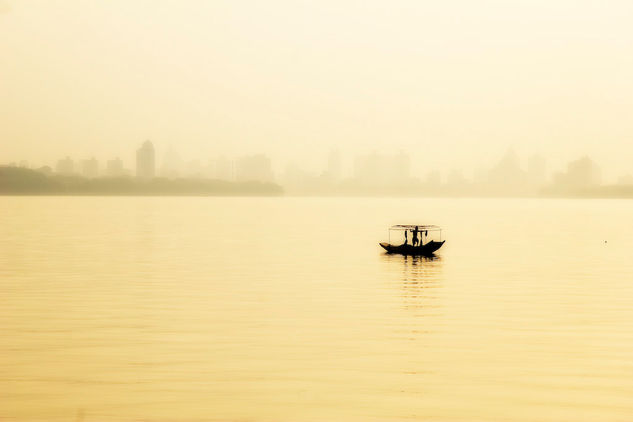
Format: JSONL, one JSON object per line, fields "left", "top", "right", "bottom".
{"left": 0, "top": 166, "right": 283, "bottom": 196}
{"left": 541, "top": 184, "right": 633, "bottom": 199}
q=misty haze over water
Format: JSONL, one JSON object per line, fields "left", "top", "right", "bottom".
{"left": 3, "top": 1, "right": 633, "bottom": 421}
{"left": 2, "top": 1, "right": 633, "bottom": 184}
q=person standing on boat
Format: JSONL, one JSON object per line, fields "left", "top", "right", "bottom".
{"left": 403, "top": 230, "right": 409, "bottom": 246}
{"left": 412, "top": 226, "right": 420, "bottom": 247}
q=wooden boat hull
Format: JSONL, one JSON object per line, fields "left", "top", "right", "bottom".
{"left": 379, "top": 240, "right": 445, "bottom": 256}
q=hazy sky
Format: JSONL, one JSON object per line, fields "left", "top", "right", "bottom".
{"left": 1, "top": 0, "right": 632, "bottom": 179}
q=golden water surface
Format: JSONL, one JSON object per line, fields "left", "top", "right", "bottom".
{"left": 1, "top": 197, "right": 633, "bottom": 421}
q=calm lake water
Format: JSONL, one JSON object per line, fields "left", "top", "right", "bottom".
{"left": 2, "top": 197, "right": 633, "bottom": 422}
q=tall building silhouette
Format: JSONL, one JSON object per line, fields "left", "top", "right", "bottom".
{"left": 554, "top": 156, "right": 601, "bottom": 188}
{"left": 487, "top": 149, "right": 527, "bottom": 193}
{"left": 56, "top": 157, "right": 74, "bottom": 175}
{"left": 235, "top": 154, "right": 273, "bottom": 183}
{"left": 136, "top": 141, "right": 155, "bottom": 179}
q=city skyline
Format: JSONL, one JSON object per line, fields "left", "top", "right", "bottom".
{"left": 3, "top": 140, "right": 630, "bottom": 197}
{"left": 3, "top": 139, "right": 632, "bottom": 183}
{"left": 2, "top": 1, "right": 633, "bottom": 181}
{"left": 3, "top": 2, "right": 633, "bottom": 421}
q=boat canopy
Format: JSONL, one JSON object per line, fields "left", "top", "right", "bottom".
{"left": 390, "top": 224, "right": 441, "bottom": 231}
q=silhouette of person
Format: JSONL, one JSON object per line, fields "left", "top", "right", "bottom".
{"left": 412, "top": 226, "right": 419, "bottom": 247}
{"left": 403, "top": 230, "right": 408, "bottom": 246}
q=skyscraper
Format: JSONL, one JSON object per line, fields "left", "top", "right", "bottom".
{"left": 554, "top": 156, "right": 601, "bottom": 188}
{"left": 136, "top": 141, "right": 155, "bottom": 179}
{"left": 235, "top": 154, "right": 273, "bottom": 183}
{"left": 55, "top": 157, "right": 74, "bottom": 175}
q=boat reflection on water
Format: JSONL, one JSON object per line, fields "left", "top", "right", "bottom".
{"left": 381, "top": 253, "right": 444, "bottom": 313}
{"left": 380, "top": 254, "right": 445, "bottom": 359}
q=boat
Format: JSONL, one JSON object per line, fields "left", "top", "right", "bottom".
{"left": 379, "top": 224, "right": 445, "bottom": 256}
